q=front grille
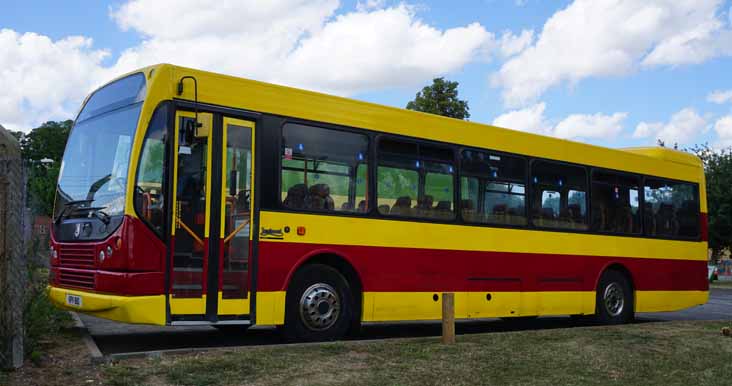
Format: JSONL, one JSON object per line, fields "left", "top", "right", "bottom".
{"left": 58, "top": 244, "right": 95, "bottom": 269}
{"left": 58, "top": 269, "right": 95, "bottom": 289}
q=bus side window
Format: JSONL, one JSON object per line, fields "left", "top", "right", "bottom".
{"left": 377, "top": 139, "right": 456, "bottom": 220}
{"left": 531, "top": 161, "right": 588, "bottom": 230}
{"left": 591, "top": 171, "right": 640, "bottom": 235}
{"left": 424, "top": 162, "right": 454, "bottom": 220}
{"left": 644, "top": 179, "right": 699, "bottom": 238}
{"left": 280, "top": 124, "right": 369, "bottom": 213}
{"left": 377, "top": 165, "right": 418, "bottom": 216}
{"left": 460, "top": 149, "right": 526, "bottom": 226}
{"left": 134, "top": 104, "right": 168, "bottom": 236}
{"left": 460, "top": 176, "right": 480, "bottom": 222}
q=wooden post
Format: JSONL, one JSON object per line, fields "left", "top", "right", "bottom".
{"left": 441, "top": 292, "right": 455, "bottom": 344}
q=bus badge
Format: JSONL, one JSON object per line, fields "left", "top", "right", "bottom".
{"left": 74, "top": 223, "right": 81, "bottom": 239}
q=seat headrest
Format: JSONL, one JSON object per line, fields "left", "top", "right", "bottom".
{"left": 287, "top": 183, "right": 307, "bottom": 197}
{"left": 309, "top": 183, "right": 330, "bottom": 197}
{"left": 436, "top": 201, "right": 451, "bottom": 211}
{"left": 395, "top": 196, "right": 411, "bottom": 207}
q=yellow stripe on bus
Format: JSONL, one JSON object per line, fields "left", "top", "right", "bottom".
{"left": 258, "top": 211, "right": 707, "bottom": 261}
{"left": 48, "top": 286, "right": 707, "bottom": 326}
{"left": 635, "top": 290, "right": 709, "bottom": 312}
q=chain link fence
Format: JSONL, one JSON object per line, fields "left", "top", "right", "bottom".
{"left": 1, "top": 127, "right": 28, "bottom": 369}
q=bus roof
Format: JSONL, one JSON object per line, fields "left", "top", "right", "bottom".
{"left": 621, "top": 147, "right": 703, "bottom": 168}
{"left": 137, "top": 63, "right": 705, "bottom": 184}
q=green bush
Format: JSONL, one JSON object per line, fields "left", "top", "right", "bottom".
{"left": 23, "top": 265, "right": 71, "bottom": 356}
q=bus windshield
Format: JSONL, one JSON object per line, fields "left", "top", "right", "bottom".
{"left": 54, "top": 74, "right": 146, "bottom": 224}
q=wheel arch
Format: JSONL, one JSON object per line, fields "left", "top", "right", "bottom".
{"left": 595, "top": 262, "right": 636, "bottom": 311}
{"left": 283, "top": 249, "right": 364, "bottom": 325}
{"left": 596, "top": 263, "right": 635, "bottom": 289}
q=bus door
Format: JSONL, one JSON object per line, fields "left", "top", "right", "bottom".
{"left": 217, "top": 117, "right": 255, "bottom": 318}
{"left": 168, "top": 111, "right": 255, "bottom": 322}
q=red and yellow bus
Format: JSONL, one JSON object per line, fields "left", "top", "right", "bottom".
{"left": 49, "top": 64, "right": 708, "bottom": 341}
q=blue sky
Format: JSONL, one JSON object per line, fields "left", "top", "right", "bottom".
{"left": 2, "top": 0, "right": 732, "bottom": 149}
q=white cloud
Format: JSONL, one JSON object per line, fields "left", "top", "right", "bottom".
{"left": 498, "top": 29, "right": 533, "bottom": 58}
{"left": 632, "top": 122, "right": 662, "bottom": 139}
{"left": 0, "top": 29, "right": 110, "bottom": 132}
{"left": 554, "top": 112, "right": 627, "bottom": 140}
{"left": 714, "top": 115, "right": 732, "bottom": 147}
{"left": 278, "top": 7, "right": 492, "bottom": 94}
{"left": 492, "top": 102, "right": 627, "bottom": 141}
{"left": 0, "top": 1, "right": 494, "bottom": 131}
{"left": 492, "top": 0, "right": 732, "bottom": 107}
{"left": 111, "top": 1, "right": 493, "bottom": 96}
{"left": 633, "top": 108, "right": 707, "bottom": 146}
{"left": 492, "top": 102, "right": 551, "bottom": 135}
{"left": 356, "top": 0, "right": 385, "bottom": 12}
{"left": 708, "top": 89, "right": 732, "bottom": 104}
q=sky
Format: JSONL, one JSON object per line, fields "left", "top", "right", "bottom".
{"left": 1, "top": 0, "right": 732, "bottom": 150}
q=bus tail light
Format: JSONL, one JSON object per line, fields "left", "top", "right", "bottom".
{"left": 297, "top": 226, "right": 306, "bottom": 236}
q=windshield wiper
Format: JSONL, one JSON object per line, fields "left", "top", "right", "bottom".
{"left": 86, "top": 174, "right": 112, "bottom": 201}
{"left": 54, "top": 199, "right": 94, "bottom": 224}
{"left": 93, "top": 208, "right": 111, "bottom": 225}
{"left": 59, "top": 205, "right": 112, "bottom": 225}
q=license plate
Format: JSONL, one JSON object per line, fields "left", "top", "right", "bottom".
{"left": 66, "top": 294, "right": 83, "bottom": 308}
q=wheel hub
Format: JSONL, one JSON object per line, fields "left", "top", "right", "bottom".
{"left": 299, "top": 283, "right": 340, "bottom": 331}
{"left": 603, "top": 282, "right": 625, "bottom": 317}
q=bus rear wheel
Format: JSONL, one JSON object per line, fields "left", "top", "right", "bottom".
{"left": 595, "top": 270, "right": 634, "bottom": 324}
{"left": 282, "top": 264, "right": 354, "bottom": 342}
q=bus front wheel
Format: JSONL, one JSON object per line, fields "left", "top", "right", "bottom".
{"left": 282, "top": 264, "right": 354, "bottom": 342}
{"left": 595, "top": 270, "right": 634, "bottom": 324}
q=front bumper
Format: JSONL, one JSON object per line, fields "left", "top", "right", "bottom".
{"left": 47, "top": 285, "right": 166, "bottom": 326}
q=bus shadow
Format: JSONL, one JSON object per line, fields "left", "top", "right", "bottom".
{"left": 90, "top": 316, "right": 663, "bottom": 355}
{"left": 354, "top": 316, "right": 660, "bottom": 341}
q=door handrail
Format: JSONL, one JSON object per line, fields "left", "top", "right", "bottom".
{"left": 224, "top": 218, "right": 250, "bottom": 243}
{"left": 176, "top": 217, "right": 204, "bottom": 246}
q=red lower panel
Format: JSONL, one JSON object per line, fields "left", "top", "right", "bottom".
{"left": 96, "top": 270, "right": 164, "bottom": 295}
{"left": 53, "top": 267, "right": 164, "bottom": 295}
{"left": 257, "top": 241, "right": 709, "bottom": 293}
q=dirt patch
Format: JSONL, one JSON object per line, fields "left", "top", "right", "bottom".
{"left": 5, "top": 329, "right": 100, "bottom": 386}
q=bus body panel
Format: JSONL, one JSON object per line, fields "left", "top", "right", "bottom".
{"left": 49, "top": 63, "right": 709, "bottom": 327}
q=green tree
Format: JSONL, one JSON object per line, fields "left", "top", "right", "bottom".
{"left": 689, "top": 144, "right": 732, "bottom": 259}
{"left": 406, "top": 78, "right": 470, "bottom": 120}
{"left": 21, "top": 120, "right": 72, "bottom": 216}
{"left": 21, "top": 120, "right": 72, "bottom": 162}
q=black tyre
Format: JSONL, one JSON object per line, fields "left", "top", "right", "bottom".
{"left": 595, "top": 270, "right": 634, "bottom": 324}
{"left": 282, "top": 264, "right": 354, "bottom": 342}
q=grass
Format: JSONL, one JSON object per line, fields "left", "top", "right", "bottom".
{"left": 7, "top": 319, "right": 732, "bottom": 386}
{"left": 24, "top": 267, "right": 73, "bottom": 357}
{"left": 92, "top": 321, "right": 732, "bottom": 386}
{"left": 3, "top": 267, "right": 80, "bottom": 386}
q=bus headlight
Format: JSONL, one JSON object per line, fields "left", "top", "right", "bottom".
{"left": 99, "top": 250, "right": 106, "bottom": 262}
